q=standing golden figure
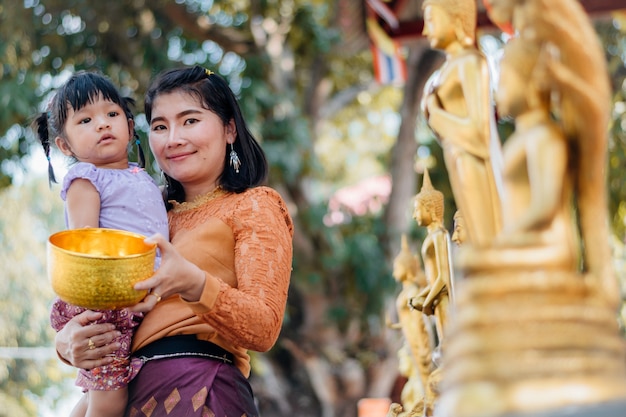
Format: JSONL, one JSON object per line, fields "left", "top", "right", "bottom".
{"left": 421, "top": 0, "right": 503, "bottom": 248}
{"left": 409, "top": 169, "right": 454, "bottom": 416}
{"left": 388, "top": 235, "right": 435, "bottom": 416}
{"left": 410, "top": 169, "right": 454, "bottom": 324}
{"left": 434, "top": 1, "right": 626, "bottom": 417}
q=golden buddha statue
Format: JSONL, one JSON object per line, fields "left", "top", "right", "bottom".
{"left": 389, "top": 344, "right": 426, "bottom": 417}
{"left": 435, "top": 2, "right": 626, "bottom": 417}
{"left": 387, "top": 235, "right": 438, "bottom": 416}
{"left": 409, "top": 169, "right": 454, "bottom": 416}
{"left": 390, "top": 234, "right": 435, "bottom": 401}
{"left": 482, "top": 0, "right": 618, "bottom": 307}
{"left": 451, "top": 210, "right": 465, "bottom": 247}
{"left": 410, "top": 169, "right": 453, "bottom": 322}
{"left": 457, "top": 37, "right": 580, "bottom": 273}
{"left": 535, "top": 0, "right": 617, "bottom": 308}
{"left": 421, "top": 0, "right": 503, "bottom": 248}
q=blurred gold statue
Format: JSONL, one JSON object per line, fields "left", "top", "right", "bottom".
{"left": 482, "top": 0, "right": 618, "bottom": 307}
{"left": 458, "top": 37, "right": 580, "bottom": 273}
{"left": 410, "top": 169, "right": 453, "bottom": 323}
{"left": 451, "top": 210, "right": 466, "bottom": 247}
{"left": 388, "top": 234, "right": 435, "bottom": 415}
{"left": 409, "top": 169, "right": 453, "bottom": 416}
{"left": 391, "top": 235, "right": 435, "bottom": 393}
{"left": 435, "top": 1, "right": 626, "bottom": 417}
{"left": 534, "top": 0, "right": 617, "bottom": 308}
{"left": 388, "top": 345, "right": 426, "bottom": 417}
{"left": 421, "top": 0, "right": 503, "bottom": 248}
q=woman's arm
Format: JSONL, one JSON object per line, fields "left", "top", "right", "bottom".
{"left": 195, "top": 189, "right": 294, "bottom": 351}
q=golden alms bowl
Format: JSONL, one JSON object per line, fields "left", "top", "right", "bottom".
{"left": 47, "top": 228, "right": 157, "bottom": 310}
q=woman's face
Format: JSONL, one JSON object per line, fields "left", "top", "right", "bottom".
{"left": 148, "top": 90, "right": 236, "bottom": 200}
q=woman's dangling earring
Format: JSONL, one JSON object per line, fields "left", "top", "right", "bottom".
{"left": 229, "top": 143, "right": 241, "bottom": 173}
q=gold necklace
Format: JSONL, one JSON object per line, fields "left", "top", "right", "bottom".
{"left": 170, "top": 186, "right": 228, "bottom": 212}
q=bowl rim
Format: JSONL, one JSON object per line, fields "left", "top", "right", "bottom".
{"left": 48, "top": 227, "right": 157, "bottom": 260}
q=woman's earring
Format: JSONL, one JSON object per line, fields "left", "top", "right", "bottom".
{"left": 229, "top": 143, "right": 241, "bottom": 173}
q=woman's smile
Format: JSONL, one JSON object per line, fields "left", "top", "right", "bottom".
{"left": 167, "top": 150, "right": 196, "bottom": 161}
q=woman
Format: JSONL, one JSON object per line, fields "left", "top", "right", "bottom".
{"left": 54, "top": 66, "right": 294, "bottom": 417}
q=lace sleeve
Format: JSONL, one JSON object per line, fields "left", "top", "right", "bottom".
{"left": 197, "top": 187, "right": 294, "bottom": 351}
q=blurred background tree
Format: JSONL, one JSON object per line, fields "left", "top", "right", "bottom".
{"left": 0, "top": 180, "right": 67, "bottom": 417}
{"left": 1, "top": 1, "right": 626, "bottom": 416}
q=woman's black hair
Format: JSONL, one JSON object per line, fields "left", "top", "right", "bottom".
{"left": 144, "top": 65, "right": 268, "bottom": 206}
{"left": 32, "top": 70, "right": 143, "bottom": 185}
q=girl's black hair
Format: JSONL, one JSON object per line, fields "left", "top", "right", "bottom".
{"left": 144, "top": 65, "right": 268, "bottom": 206}
{"left": 32, "top": 70, "right": 143, "bottom": 185}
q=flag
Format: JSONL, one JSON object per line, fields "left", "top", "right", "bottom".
{"left": 367, "top": 17, "right": 407, "bottom": 85}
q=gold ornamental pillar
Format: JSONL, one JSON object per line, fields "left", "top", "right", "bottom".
{"left": 437, "top": 268, "right": 626, "bottom": 417}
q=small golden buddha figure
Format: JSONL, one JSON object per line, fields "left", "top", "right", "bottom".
{"left": 451, "top": 210, "right": 465, "bottom": 247}
{"left": 410, "top": 169, "right": 452, "bottom": 332}
{"left": 390, "top": 234, "right": 435, "bottom": 397}
{"left": 388, "top": 235, "right": 437, "bottom": 416}
{"left": 421, "top": 0, "right": 503, "bottom": 248}
{"left": 408, "top": 170, "right": 454, "bottom": 416}
{"left": 395, "top": 344, "right": 426, "bottom": 417}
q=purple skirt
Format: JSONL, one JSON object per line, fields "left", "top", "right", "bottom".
{"left": 125, "top": 356, "right": 258, "bottom": 417}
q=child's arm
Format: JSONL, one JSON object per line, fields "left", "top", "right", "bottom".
{"left": 64, "top": 179, "right": 101, "bottom": 229}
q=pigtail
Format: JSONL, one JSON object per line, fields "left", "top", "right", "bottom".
{"left": 135, "top": 134, "right": 146, "bottom": 168}
{"left": 33, "top": 112, "right": 57, "bottom": 186}
{"left": 121, "top": 95, "right": 145, "bottom": 168}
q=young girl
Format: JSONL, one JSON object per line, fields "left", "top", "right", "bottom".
{"left": 34, "top": 71, "right": 169, "bottom": 417}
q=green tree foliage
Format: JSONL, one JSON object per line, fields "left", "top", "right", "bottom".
{"left": 597, "top": 17, "right": 626, "bottom": 239}
{"left": 0, "top": 179, "right": 68, "bottom": 416}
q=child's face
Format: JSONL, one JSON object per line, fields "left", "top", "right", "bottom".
{"left": 55, "top": 95, "right": 133, "bottom": 169}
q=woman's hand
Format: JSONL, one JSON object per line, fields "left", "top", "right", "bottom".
{"left": 130, "top": 233, "right": 207, "bottom": 312}
{"left": 55, "top": 310, "right": 121, "bottom": 369}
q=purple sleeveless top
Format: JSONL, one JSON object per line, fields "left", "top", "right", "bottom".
{"left": 61, "top": 162, "right": 169, "bottom": 240}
